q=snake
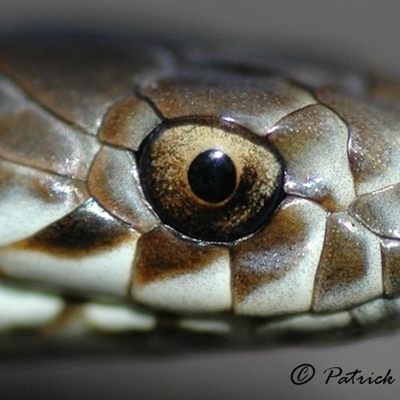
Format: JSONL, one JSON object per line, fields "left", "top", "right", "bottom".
{"left": 1, "top": 32, "right": 400, "bottom": 352}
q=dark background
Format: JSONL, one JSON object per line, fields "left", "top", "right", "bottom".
{"left": 1, "top": 2, "right": 400, "bottom": 399}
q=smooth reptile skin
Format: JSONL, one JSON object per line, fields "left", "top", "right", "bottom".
{"left": 1, "top": 33, "right": 400, "bottom": 351}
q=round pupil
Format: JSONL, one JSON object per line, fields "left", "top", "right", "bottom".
{"left": 187, "top": 149, "right": 237, "bottom": 204}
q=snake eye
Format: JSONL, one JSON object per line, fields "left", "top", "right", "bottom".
{"left": 138, "top": 120, "right": 283, "bottom": 242}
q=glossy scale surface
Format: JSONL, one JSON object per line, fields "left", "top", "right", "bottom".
{"left": 1, "top": 33, "right": 400, "bottom": 347}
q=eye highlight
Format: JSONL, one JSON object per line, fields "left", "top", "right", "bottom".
{"left": 138, "top": 120, "right": 283, "bottom": 242}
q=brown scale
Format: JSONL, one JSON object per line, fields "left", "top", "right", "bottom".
{"left": 312, "top": 213, "right": 371, "bottom": 312}
{"left": 133, "top": 227, "right": 227, "bottom": 286}
{"left": 316, "top": 87, "right": 400, "bottom": 191}
{"left": 232, "top": 199, "right": 308, "bottom": 301}
{"left": 138, "top": 73, "right": 315, "bottom": 135}
{"left": 269, "top": 103, "right": 352, "bottom": 212}
{"left": 99, "top": 97, "right": 162, "bottom": 151}
{"left": 349, "top": 184, "right": 400, "bottom": 240}
{"left": 139, "top": 74, "right": 272, "bottom": 119}
{"left": 0, "top": 105, "right": 98, "bottom": 180}
{"left": 0, "top": 35, "right": 171, "bottom": 135}
{"left": 381, "top": 239, "right": 400, "bottom": 298}
{"left": 88, "top": 146, "right": 159, "bottom": 233}
{"left": 10, "top": 198, "right": 134, "bottom": 258}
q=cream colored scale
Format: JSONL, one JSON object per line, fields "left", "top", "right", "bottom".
{"left": 1, "top": 34, "right": 400, "bottom": 349}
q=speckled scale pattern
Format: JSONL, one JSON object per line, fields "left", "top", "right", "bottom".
{"left": 1, "top": 33, "right": 400, "bottom": 346}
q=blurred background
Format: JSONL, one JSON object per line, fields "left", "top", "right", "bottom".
{"left": 1, "top": 1, "right": 400, "bottom": 399}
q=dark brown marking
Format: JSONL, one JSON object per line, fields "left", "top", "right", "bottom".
{"left": 381, "top": 239, "right": 400, "bottom": 298}
{"left": 232, "top": 200, "right": 307, "bottom": 301}
{"left": 312, "top": 213, "right": 367, "bottom": 311}
{"left": 133, "top": 227, "right": 226, "bottom": 285}
{"left": 12, "top": 199, "right": 133, "bottom": 258}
